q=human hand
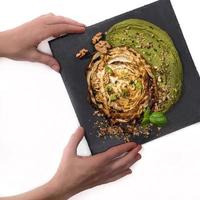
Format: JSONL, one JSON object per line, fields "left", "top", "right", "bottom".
{"left": 0, "top": 13, "right": 85, "bottom": 72}
{"left": 48, "top": 127, "right": 142, "bottom": 199}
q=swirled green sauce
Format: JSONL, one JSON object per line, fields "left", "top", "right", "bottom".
{"left": 106, "top": 19, "right": 183, "bottom": 112}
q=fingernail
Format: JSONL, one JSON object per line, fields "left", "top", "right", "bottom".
{"left": 129, "top": 142, "right": 137, "bottom": 147}
{"left": 131, "top": 142, "right": 137, "bottom": 145}
{"left": 80, "top": 23, "right": 86, "bottom": 27}
{"left": 78, "top": 126, "right": 84, "bottom": 131}
{"left": 81, "top": 26, "right": 86, "bottom": 31}
{"left": 128, "top": 169, "right": 132, "bottom": 174}
{"left": 52, "top": 65, "right": 60, "bottom": 72}
{"left": 137, "top": 154, "right": 142, "bottom": 160}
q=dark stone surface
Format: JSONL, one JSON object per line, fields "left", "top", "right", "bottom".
{"left": 49, "top": 0, "right": 200, "bottom": 154}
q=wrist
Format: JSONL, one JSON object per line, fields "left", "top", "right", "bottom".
{"left": 0, "top": 31, "right": 7, "bottom": 57}
{"left": 46, "top": 177, "right": 75, "bottom": 200}
{"left": 0, "top": 30, "right": 19, "bottom": 59}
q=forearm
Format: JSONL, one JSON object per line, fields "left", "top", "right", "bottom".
{"left": 0, "top": 181, "right": 72, "bottom": 200}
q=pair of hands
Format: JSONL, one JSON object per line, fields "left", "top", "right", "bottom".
{"left": 0, "top": 14, "right": 142, "bottom": 199}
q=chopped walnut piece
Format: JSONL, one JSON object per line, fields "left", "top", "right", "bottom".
{"left": 76, "top": 48, "right": 88, "bottom": 59}
{"left": 92, "top": 32, "right": 103, "bottom": 44}
{"left": 94, "top": 41, "right": 111, "bottom": 54}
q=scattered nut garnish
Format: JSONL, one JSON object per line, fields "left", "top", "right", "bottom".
{"left": 76, "top": 48, "right": 88, "bottom": 59}
{"left": 94, "top": 40, "right": 111, "bottom": 54}
{"left": 92, "top": 32, "right": 103, "bottom": 44}
{"left": 157, "top": 76, "right": 162, "bottom": 82}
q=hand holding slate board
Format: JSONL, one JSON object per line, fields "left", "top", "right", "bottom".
{"left": 49, "top": 0, "right": 200, "bottom": 154}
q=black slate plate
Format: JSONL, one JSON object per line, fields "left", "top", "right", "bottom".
{"left": 49, "top": 0, "right": 200, "bottom": 154}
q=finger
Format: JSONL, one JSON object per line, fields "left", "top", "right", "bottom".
{"left": 39, "top": 12, "right": 55, "bottom": 18}
{"left": 63, "top": 17, "right": 86, "bottom": 27}
{"left": 95, "top": 142, "right": 138, "bottom": 163}
{"left": 43, "top": 24, "right": 85, "bottom": 39}
{"left": 123, "top": 153, "right": 141, "bottom": 169}
{"left": 66, "top": 127, "right": 84, "bottom": 155}
{"left": 31, "top": 50, "right": 60, "bottom": 72}
{"left": 35, "top": 13, "right": 56, "bottom": 24}
{"left": 103, "top": 168, "right": 132, "bottom": 184}
{"left": 110, "top": 145, "right": 142, "bottom": 170}
{"left": 46, "top": 15, "right": 85, "bottom": 27}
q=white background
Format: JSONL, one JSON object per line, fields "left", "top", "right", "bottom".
{"left": 0, "top": 0, "right": 200, "bottom": 199}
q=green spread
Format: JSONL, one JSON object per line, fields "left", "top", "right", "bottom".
{"left": 106, "top": 19, "right": 183, "bottom": 112}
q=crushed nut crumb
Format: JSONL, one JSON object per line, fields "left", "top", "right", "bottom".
{"left": 76, "top": 48, "right": 88, "bottom": 59}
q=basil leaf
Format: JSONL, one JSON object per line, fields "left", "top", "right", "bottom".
{"left": 144, "top": 107, "right": 151, "bottom": 118}
{"left": 149, "top": 112, "right": 167, "bottom": 127}
{"left": 141, "top": 107, "right": 151, "bottom": 126}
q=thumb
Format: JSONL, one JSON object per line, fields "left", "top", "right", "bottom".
{"left": 66, "top": 127, "right": 84, "bottom": 155}
{"left": 31, "top": 50, "right": 60, "bottom": 72}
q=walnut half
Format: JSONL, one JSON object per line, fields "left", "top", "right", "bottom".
{"left": 92, "top": 32, "right": 103, "bottom": 44}
{"left": 94, "top": 41, "right": 111, "bottom": 54}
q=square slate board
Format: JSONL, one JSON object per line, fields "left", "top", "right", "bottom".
{"left": 49, "top": 0, "right": 200, "bottom": 154}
